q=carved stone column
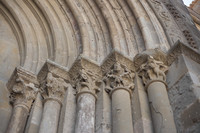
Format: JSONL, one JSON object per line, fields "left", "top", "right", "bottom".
{"left": 74, "top": 69, "right": 100, "bottom": 133}
{"left": 103, "top": 62, "right": 135, "bottom": 133}
{"left": 6, "top": 67, "right": 39, "bottom": 133}
{"left": 138, "top": 56, "right": 177, "bottom": 133}
{"left": 39, "top": 73, "right": 69, "bottom": 133}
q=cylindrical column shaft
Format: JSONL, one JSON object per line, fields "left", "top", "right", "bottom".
{"left": 111, "top": 88, "right": 134, "bottom": 133}
{"left": 6, "top": 105, "right": 29, "bottom": 133}
{"left": 147, "top": 82, "right": 176, "bottom": 133}
{"left": 39, "top": 100, "right": 61, "bottom": 133}
{"left": 75, "top": 93, "right": 96, "bottom": 133}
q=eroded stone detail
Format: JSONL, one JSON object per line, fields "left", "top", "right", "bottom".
{"left": 103, "top": 62, "right": 135, "bottom": 94}
{"left": 41, "top": 73, "right": 69, "bottom": 104}
{"left": 74, "top": 69, "right": 101, "bottom": 99}
{"left": 10, "top": 77, "right": 38, "bottom": 110}
{"left": 138, "top": 56, "right": 168, "bottom": 86}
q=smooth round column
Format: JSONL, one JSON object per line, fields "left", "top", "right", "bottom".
{"left": 39, "top": 100, "right": 61, "bottom": 133}
{"left": 6, "top": 104, "right": 29, "bottom": 133}
{"left": 147, "top": 81, "right": 177, "bottom": 133}
{"left": 111, "top": 88, "right": 134, "bottom": 133}
{"left": 75, "top": 93, "right": 96, "bottom": 133}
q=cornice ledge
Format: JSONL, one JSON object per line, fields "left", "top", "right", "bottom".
{"left": 101, "top": 50, "right": 135, "bottom": 75}
{"left": 167, "top": 41, "right": 200, "bottom": 66}
{"left": 134, "top": 49, "right": 167, "bottom": 71}
{"left": 37, "top": 59, "right": 70, "bottom": 82}
{"left": 7, "top": 67, "right": 39, "bottom": 90}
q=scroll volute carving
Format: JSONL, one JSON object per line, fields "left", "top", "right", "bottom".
{"left": 75, "top": 69, "right": 101, "bottom": 95}
{"left": 103, "top": 62, "right": 135, "bottom": 93}
{"left": 10, "top": 77, "right": 38, "bottom": 107}
{"left": 41, "top": 73, "right": 69, "bottom": 103}
{"left": 138, "top": 56, "right": 168, "bottom": 86}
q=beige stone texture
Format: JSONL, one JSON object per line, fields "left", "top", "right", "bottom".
{"left": 0, "top": 0, "right": 200, "bottom": 133}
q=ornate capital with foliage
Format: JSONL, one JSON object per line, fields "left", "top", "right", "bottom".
{"left": 138, "top": 56, "right": 168, "bottom": 87}
{"left": 41, "top": 73, "right": 69, "bottom": 105}
{"left": 74, "top": 69, "right": 101, "bottom": 99}
{"left": 7, "top": 67, "right": 39, "bottom": 110}
{"left": 103, "top": 62, "right": 135, "bottom": 95}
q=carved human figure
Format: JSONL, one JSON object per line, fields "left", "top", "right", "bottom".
{"left": 138, "top": 55, "right": 177, "bottom": 133}
{"left": 103, "top": 62, "right": 135, "bottom": 93}
{"left": 139, "top": 56, "right": 168, "bottom": 85}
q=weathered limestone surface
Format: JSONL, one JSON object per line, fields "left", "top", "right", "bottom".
{"left": 148, "top": 82, "right": 176, "bottom": 133}
{"left": 111, "top": 89, "right": 134, "bottom": 133}
{"left": 25, "top": 94, "right": 43, "bottom": 133}
{"left": 132, "top": 75, "right": 153, "bottom": 133}
{"left": 58, "top": 85, "right": 76, "bottom": 133}
{"left": 6, "top": 67, "right": 39, "bottom": 133}
{"left": 39, "top": 72, "right": 68, "bottom": 133}
{"left": 167, "top": 54, "right": 200, "bottom": 132}
{"left": 138, "top": 55, "right": 176, "bottom": 133}
{"left": 39, "top": 100, "right": 61, "bottom": 133}
{"left": 95, "top": 85, "right": 111, "bottom": 133}
{"left": 0, "top": 0, "right": 200, "bottom": 132}
{"left": 103, "top": 62, "right": 135, "bottom": 133}
{"left": 75, "top": 93, "right": 96, "bottom": 133}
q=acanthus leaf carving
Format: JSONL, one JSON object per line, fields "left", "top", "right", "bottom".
{"left": 103, "top": 62, "right": 135, "bottom": 94}
{"left": 41, "top": 73, "right": 69, "bottom": 104}
{"left": 138, "top": 56, "right": 168, "bottom": 86}
{"left": 75, "top": 69, "right": 101, "bottom": 98}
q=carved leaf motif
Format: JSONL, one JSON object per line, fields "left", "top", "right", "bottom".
{"left": 42, "top": 73, "right": 68, "bottom": 102}
{"left": 103, "top": 63, "right": 135, "bottom": 93}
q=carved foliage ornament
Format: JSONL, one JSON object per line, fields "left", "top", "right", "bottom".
{"left": 10, "top": 77, "right": 38, "bottom": 108}
{"left": 41, "top": 73, "right": 69, "bottom": 103}
{"left": 103, "top": 62, "right": 135, "bottom": 94}
{"left": 75, "top": 69, "right": 101, "bottom": 96}
{"left": 138, "top": 56, "right": 168, "bottom": 86}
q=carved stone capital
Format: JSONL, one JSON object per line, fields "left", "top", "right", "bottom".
{"left": 41, "top": 73, "right": 69, "bottom": 105}
{"left": 103, "top": 62, "right": 135, "bottom": 96}
{"left": 101, "top": 51, "right": 135, "bottom": 96}
{"left": 7, "top": 67, "right": 39, "bottom": 110}
{"left": 138, "top": 56, "right": 168, "bottom": 88}
{"left": 38, "top": 60, "right": 70, "bottom": 105}
{"left": 69, "top": 57, "right": 102, "bottom": 100}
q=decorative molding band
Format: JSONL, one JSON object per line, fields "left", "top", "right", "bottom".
{"left": 167, "top": 41, "right": 200, "bottom": 66}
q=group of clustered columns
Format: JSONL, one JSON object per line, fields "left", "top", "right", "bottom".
{"left": 6, "top": 52, "right": 177, "bottom": 133}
